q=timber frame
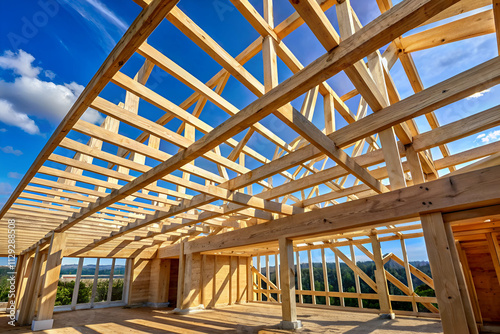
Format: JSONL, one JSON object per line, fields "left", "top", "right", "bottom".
{"left": 2, "top": 0, "right": 500, "bottom": 332}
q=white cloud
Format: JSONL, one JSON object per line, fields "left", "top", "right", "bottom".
{"left": 467, "top": 89, "right": 491, "bottom": 100}
{"left": 0, "top": 146, "right": 23, "bottom": 156}
{"left": 0, "top": 182, "right": 13, "bottom": 196}
{"left": 8, "top": 172, "right": 22, "bottom": 179}
{"left": 44, "top": 70, "right": 56, "bottom": 80}
{"left": 0, "top": 128, "right": 6, "bottom": 132}
{"left": 477, "top": 130, "right": 500, "bottom": 144}
{"left": 0, "top": 50, "right": 104, "bottom": 132}
{"left": 0, "top": 99, "right": 40, "bottom": 134}
{"left": 0, "top": 50, "right": 41, "bottom": 78}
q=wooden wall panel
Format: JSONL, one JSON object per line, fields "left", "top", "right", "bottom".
{"left": 465, "top": 248, "right": 500, "bottom": 322}
{"left": 181, "top": 254, "right": 249, "bottom": 309}
{"left": 238, "top": 257, "right": 247, "bottom": 303}
{"left": 214, "top": 256, "right": 231, "bottom": 306}
{"left": 230, "top": 256, "right": 238, "bottom": 305}
{"left": 201, "top": 255, "right": 215, "bottom": 308}
{"left": 129, "top": 258, "right": 152, "bottom": 305}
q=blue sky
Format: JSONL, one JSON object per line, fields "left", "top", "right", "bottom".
{"left": 0, "top": 1, "right": 498, "bottom": 262}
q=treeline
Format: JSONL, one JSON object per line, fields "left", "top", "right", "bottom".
{"left": 0, "top": 267, "right": 12, "bottom": 302}
{"left": 60, "top": 264, "right": 126, "bottom": 276}
{"left": 55, "top": 279, "right": 124, "bottom": 306}
{"left": 259, "top": 260, "right": 436, "bottom": 312}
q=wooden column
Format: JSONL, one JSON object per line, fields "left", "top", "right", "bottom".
{"left": 176, "top": 241, "right": 185, "bottom": 309}
{"left": 279, "top": 237, "right": 302, "bottom": 329}
{"left": 18, "top": 246, "right": 41, "bottom": 325}
{"left": 71, "top": 258, "right": 84, "bottom": 310}
{"left": 10, "top": 254, "right": 25, "bottom": 316}
{"left": 420, "top": 213, "right": 472, "bottom": 334}
{"left": 15, "top": 253, "right": 34, "bottom": 313}
{"left": 370, "top": 233, "right": 394, "bottom": 318}
{"left": 36, "top": 232, "right": 67, "bottom": 323}
{"left": 247, "top": 257, "right": 254, "bottom": 302}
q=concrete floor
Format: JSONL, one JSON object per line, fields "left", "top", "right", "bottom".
{"left": 0, "top": 303, "right": 444, "bottom": 333}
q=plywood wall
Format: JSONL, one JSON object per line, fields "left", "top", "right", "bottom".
{"left": 184, "top": 254, "right": 249, "bottom": 309}
{"left": 127, "top": 255, "right": 249, "bottom": 309}
{"left": 129, "top": 257, "right": 152, "bottom": 305}
{"left": 464, "top": 246, "right": 500, "bottom": 322}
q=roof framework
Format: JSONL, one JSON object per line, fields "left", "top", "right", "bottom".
{"left": 1, "top": 0, "right": 499, "bottom": 262}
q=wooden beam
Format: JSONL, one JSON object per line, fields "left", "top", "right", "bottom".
{"left": 400, "top": 9, "right": 495, "bottom": 53}
{"left": 185, "top": 165, "right": 500, "bottom": 254}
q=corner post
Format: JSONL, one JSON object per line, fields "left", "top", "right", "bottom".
{"left": 278, "top": 237, "right": 302, "bottom": 330}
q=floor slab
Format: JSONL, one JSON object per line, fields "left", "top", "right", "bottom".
{"left": 0, "top": 303, "right": 444, "bottom": 333}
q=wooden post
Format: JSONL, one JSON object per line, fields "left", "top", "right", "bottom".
{"left": 90, "top": 258, "right": 100, "bottom": 307}
{"left": 176, "top": 241, "right": 185, "bottom": 309}
{"left": 349, "top": 244, "right": 362, "bottom": 308}
{"left": 279, "top": 237, "right": 302, "bottom": 329}
{"left": 15, "top": 253, "right": 34, "bottom": 314}
{"left": 307, "top": 250, "right": 316, "bottom": 304}
{"left": 420, "top": 213, "right": 470, "bottom": 334}
{"left": 321, "top": 248, "right": 330, "bottom": 306}
{"left": 123, "top": 258, "right": 133, "bottom": 305}
{"left": 335, "top": 252, "right": 344, "bottom": 307}
{"left": 370, "top": 233, "right": 394, "bottom": 319}
{"left": 33, "top": 232, "right": 66, "bottom": 330}
{"left": 296, "top": 251, "right": 303, "bottom": 304}
{"left": 400, "top": 238, "right": 417, "bottom": 312}
{"left": 71, "top": 258, "right": 84, "bottom": 310}
{"left": 18, "top": 246, "right": 41, "bottom": 325}
{"left": 10, "top": 254, "right": 25, "bottom": 317}
{"left": 247, "top": 257, "right": 253, "bottom": 302}
{"left": 107, "top": 258, "right": 116, "bottom": 302}
{"left": 275, "top": 253, "right": 281, "bottom": 303}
